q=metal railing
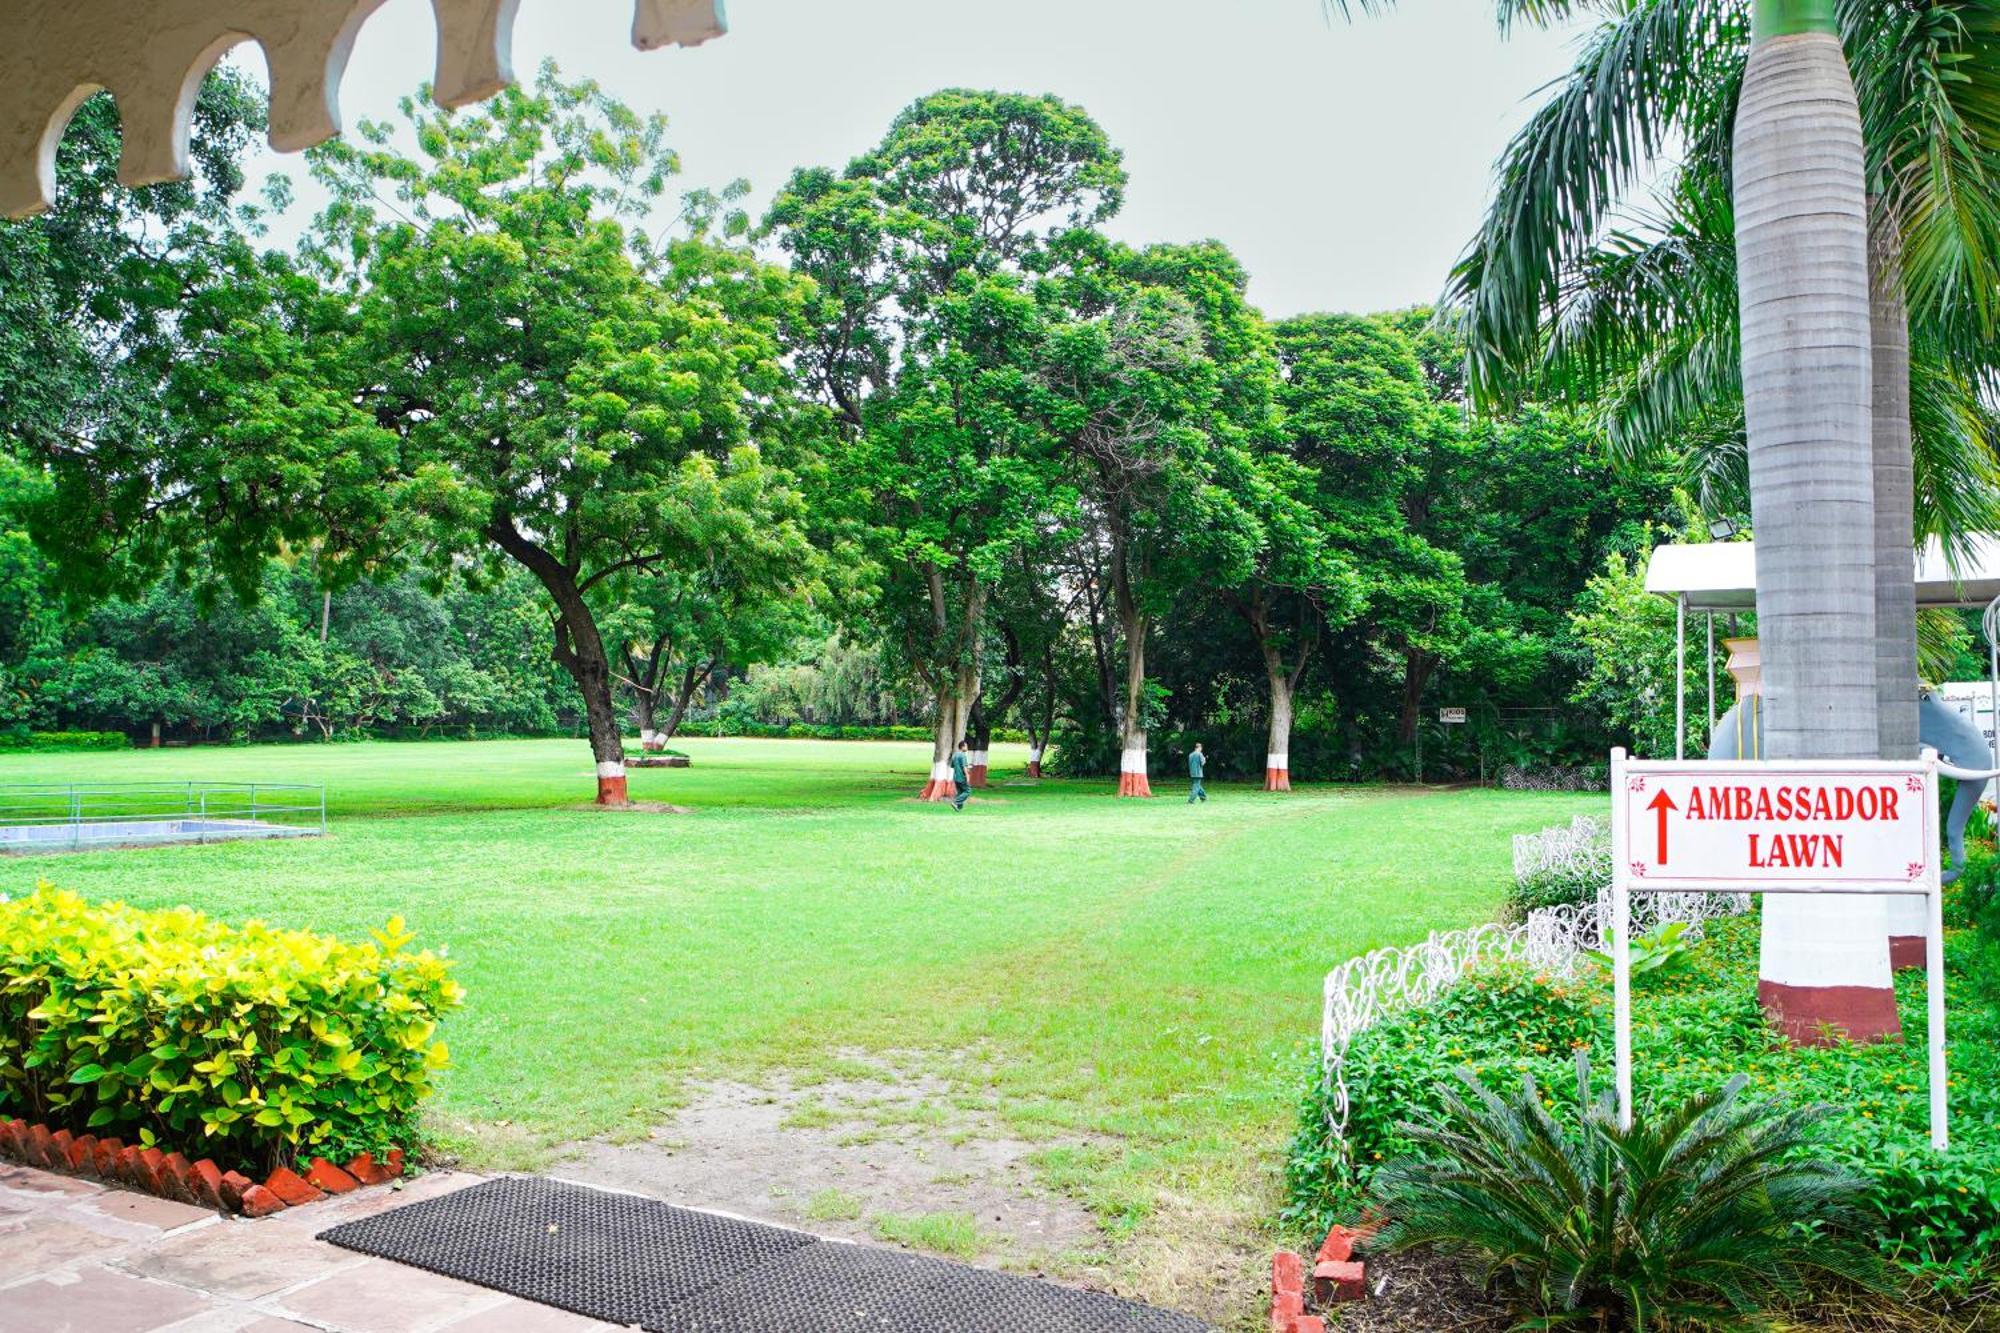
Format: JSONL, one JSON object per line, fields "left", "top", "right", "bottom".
{"left": 0, "top": 781, "right": 326, "bottom": 852}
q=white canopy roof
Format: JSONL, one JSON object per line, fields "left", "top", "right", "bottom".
{"left": 1645, "top": 536, "right": 2000, "bottom": 612}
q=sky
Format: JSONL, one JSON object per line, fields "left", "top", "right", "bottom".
{"left": 232, "top": 0, "right": 1589, "bottom": 319}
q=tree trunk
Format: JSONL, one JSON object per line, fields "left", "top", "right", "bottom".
{"left": 919, "top": 665, "right": 978, "bottom": 801}
{"left": 1734, "top": 15, "right": 1896, "bottom": 1041}
{"left": 1870, "top": 203, "right": 1928, "bottom": 971}
{"left": 1264, "top": 660, "right": 1294, "bottom": 792}
{"left": 659, "top": 659, "right": 714, "bottom": 744}
{"left": 490, "top": 518, "right": 629, "bottom": 804}
{"left": 1116, "top": 610, "right": 1152, "bottom": 797}
{"left": 632, "top": 681, "right": 661, "bottom": 751}
{"left": 965, "top": 697, "right": 990, "bottom": 788}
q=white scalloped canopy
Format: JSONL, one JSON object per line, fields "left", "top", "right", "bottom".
{"left": 0, "top": 0, "right": 728, "bottom": 218}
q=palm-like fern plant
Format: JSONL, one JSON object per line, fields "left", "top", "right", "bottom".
{"left": 1370, "top": 1055, "right": 1883, "bottom": 1330}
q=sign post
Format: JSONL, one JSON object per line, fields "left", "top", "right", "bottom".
{"left": 1607, "top": 748, "right": 1948, "bottom": 1150}
{"left": 1438, "top": 707, "right": 1466, "bottom": 725}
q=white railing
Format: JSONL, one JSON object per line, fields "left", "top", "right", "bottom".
{"left": 0, "top": 781, "right": 326, "bottom": 851}
{"left": 1317, "top": 820, "right": 1747, "bottom": 1154}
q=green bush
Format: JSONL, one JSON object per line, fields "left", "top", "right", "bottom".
{"left": 1374, "top": 1057, "right": 1883, "bottom": 1329}
{"left": 1286, "top": 914, "right": 2000, "bottom": 1296}
{"left": 0, "top": 730, "right": 130, "bottom": 752}
{"left": 0, "top": 885, "right": 462, "bottom": 1175}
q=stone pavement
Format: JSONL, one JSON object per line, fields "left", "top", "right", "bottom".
{"left": 0, "top": 1160, "right": 621, "bottom": 1333}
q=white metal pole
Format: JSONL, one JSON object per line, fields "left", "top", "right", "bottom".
{"left": 1675, "top": 597, "right": 1686, "bottom": 760}
{"left": 1705, "top": 611, "right": 1716, "bottom": 734}
{"left": 1928, "top": 754, "right": 1950, "bottom": 1151}
{"left": 1610, "top": 748, "right": 1633, "bottom": 1130}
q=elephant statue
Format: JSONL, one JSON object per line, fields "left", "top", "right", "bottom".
{"left": 1706, "top": 691, "right": 1992, "bottom": 882}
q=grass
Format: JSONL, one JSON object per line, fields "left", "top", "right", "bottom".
{"left": 804, "top": 1188, "right": 865, "bottom": 1222}
{"left": 0, "top": 735, "right": 1590, "bottom": 1315}
{"left": 873, "top": 1209, "right": 988, "bottom": 1258}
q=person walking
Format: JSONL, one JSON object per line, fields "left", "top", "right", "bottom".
{"left": 950, "top": 740, "right": 972, "bottom": 811}
{"left": 1187, "top": 742, "right": 1208, "bottom": 804}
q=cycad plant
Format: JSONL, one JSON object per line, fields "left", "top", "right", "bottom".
{"left": 1370, "top": 1055, "right": 1882, "bottom": 1330}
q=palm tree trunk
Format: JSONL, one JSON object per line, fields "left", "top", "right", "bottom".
{"left": 1734, "top": 6, "right": 1897, "bottom": 1042}
{"left": 1870, "top": 202, "right": 1929, "bottom": 970}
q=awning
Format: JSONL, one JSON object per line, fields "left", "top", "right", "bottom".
{"left": 1645, "top": 537, "right": 2000, "bottom": 612}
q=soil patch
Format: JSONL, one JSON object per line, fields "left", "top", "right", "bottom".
{"left": 576, "top": 801, "right": 694, "bottom": 815}
{"left": 1327, "top": 1246, "right": 1509, "bottom": 1331}
{"left": 555, "top": 1059, "right": 1103, "bottom": 1275}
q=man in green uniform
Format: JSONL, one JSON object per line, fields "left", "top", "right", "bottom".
{"left": 951, "top": 740, "right": 972, "bottom": 810}
{"left": 1187, "top": 742, "right": 1207, "bottom": 804}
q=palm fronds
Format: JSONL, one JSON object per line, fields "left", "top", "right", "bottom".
{"left": 1372, "top": 1055, "right": 1886, "bottom": 1330}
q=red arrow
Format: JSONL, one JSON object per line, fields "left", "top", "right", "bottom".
{"left": 1647, "top": 790, "right": 1678, "bottom": 863}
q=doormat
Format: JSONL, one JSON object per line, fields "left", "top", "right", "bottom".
{"left": 322, "top": 1174, "right": 1213, "bottom": 1330}
{"left": 318, "top": 1175, "right": 813, "bottom": 1324}
{"left": 644, "top": 1235, "right": 1215, "bottom": 1332}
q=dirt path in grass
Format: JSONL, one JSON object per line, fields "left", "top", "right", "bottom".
{"left": 552, "top": 1053, "right": 1109, "bottom": 1281}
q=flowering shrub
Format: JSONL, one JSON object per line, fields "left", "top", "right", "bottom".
{"left": 0, "top": 885, "right": 462, "bottom": 1174}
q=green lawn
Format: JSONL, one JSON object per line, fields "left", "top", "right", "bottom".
{"left": 0, "top": 737, "right": 1591, "bottom": 1311}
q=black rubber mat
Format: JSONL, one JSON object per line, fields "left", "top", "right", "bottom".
{"left": 317, "top": 1176, "right": 815, "bottom": 1323}
{"left": 644, "top": 1238, "right": 1215, "bottom": 1333}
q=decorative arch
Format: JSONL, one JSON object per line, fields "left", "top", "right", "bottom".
{"left": 0, "top": 0, "right": 727, "bottom": 217}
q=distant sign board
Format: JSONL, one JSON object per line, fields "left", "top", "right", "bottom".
{"left": 1437, "top": 707, "right": 1467, "bottom": 725}
{"left": 1615, "top": 761, "right": 1932, "bottom": 889}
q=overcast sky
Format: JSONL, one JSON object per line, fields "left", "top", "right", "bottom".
{"left": 234, "top": 0, "right": 1586, "bottom": 319}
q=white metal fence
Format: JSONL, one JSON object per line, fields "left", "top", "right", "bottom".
{"left": 1316, "top": 817, "right": 1747, "bottom": 1151}
{"left": 0, "top": 782, "right": 326, "bottom": 852}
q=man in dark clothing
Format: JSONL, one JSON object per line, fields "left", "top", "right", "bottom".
{"left": 951, "top": 740, "right": 972, "bottom": 810}
{"left": 1187, "top": 742, "right": 1208, "bottom": 804}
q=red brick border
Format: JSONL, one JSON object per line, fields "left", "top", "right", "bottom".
{"left": 1270, "top": 1219, "right": 1377, "bottom": 1330}
{"left": 0, "top": 1115, "right": 405, "bottom": 1218}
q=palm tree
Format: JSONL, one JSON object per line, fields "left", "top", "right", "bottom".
{"left": 1331, "top": 0, "right": 2000, "bottom": 1039}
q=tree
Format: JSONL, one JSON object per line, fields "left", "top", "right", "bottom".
{"left": 1038, "top": 240, "right": 1266, "bottom": 795}
{"left": 600, "top": 452, "right": 817, "bottom": 749}
{"left": 769, "top": 90, "right": 1120, "bottom": 799}
{"left": 24, "top": 66, "right": 817, "bottom": 803}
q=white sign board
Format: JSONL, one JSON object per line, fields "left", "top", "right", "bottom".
{"left": 1607, "top": 750, "right": 1947, "bottom": 1152}
{"left": 1438, "top": 707, "right": 1466, "bottom": 725}
{"left": 1617, "top": 764, "right": 1933, "bottom": 890}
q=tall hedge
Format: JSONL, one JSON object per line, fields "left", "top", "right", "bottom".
{"left": 0, "top": 886, "right": 462, "bottom": 1174}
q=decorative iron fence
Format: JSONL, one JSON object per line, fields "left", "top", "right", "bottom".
{"left": 1317, "top": 820, "right": 1748, "bottom": 1153}
{"left": 0, "top": 782, "right": 326, "bottom": 852}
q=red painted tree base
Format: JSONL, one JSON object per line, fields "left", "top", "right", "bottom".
{"left": 0, "top": 1115, "right": 404, "bottom": 1218}
{"left": 1265, "top": 768, "right": 1291, "bottom": 791}
{"left": 917, "top": 779, "right": 956, "bottom": 801}
{"left": 969, "top": 767, "right": 988, "bottom": 788}
{"left": 1758, "top": 980, "right": 1901, "bottom": 1045}
{"left": 596, "top": 775, "right": 629, "bottom": 804}
{"left": 1116, "top": 772, "right": 1153, "bottom": 797}
{"left": 1026, "top": 762, "right": 1042, "bottom": 778}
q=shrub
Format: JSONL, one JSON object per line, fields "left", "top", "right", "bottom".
{"left": 1507, "top": 815, "right": 1610, "bottom": 915}
{"left": 1287, "top": 913, "right": 2000, "bottom": 1296}
{"left": 0, "top": 730, "right": 130, "bottom": 752}
{"left": 0, "top": 885, "right": 462, "bottom": 1175}
{"left": 1372, "top": 1056, "right": 1884, "bottom": 1330}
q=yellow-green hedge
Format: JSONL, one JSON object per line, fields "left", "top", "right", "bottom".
{"left": 0, "top": 885, "right": 462, "bottom": 1174}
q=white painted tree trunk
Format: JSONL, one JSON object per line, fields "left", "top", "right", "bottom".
{"left": 1735, "top": 29, "right": 1898, "bottom": 1041}
{"left": 1265, "top": 668, "right": 1293, "bottom": 792}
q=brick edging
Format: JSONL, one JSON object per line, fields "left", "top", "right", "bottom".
{"left": 1271, "top": 1218, "right": 1378, "bottom": 1330}
{"left": 0, "top": 1115, "right": 403, "bottom": 1218}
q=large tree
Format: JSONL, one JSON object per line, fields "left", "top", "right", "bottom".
{"left": 23, "top": 66, "right": 817, "bottom": 803}
{"left": 769, "top": 90, "right": 1121, "bottom": 799}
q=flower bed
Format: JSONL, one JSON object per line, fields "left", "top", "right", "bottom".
{"left": 0, "top": 885, "right": 462, "bottom": 1180}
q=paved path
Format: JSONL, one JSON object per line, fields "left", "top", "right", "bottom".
{"left": 0, "top": 1162, "right": 615, "bottom": 1333}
